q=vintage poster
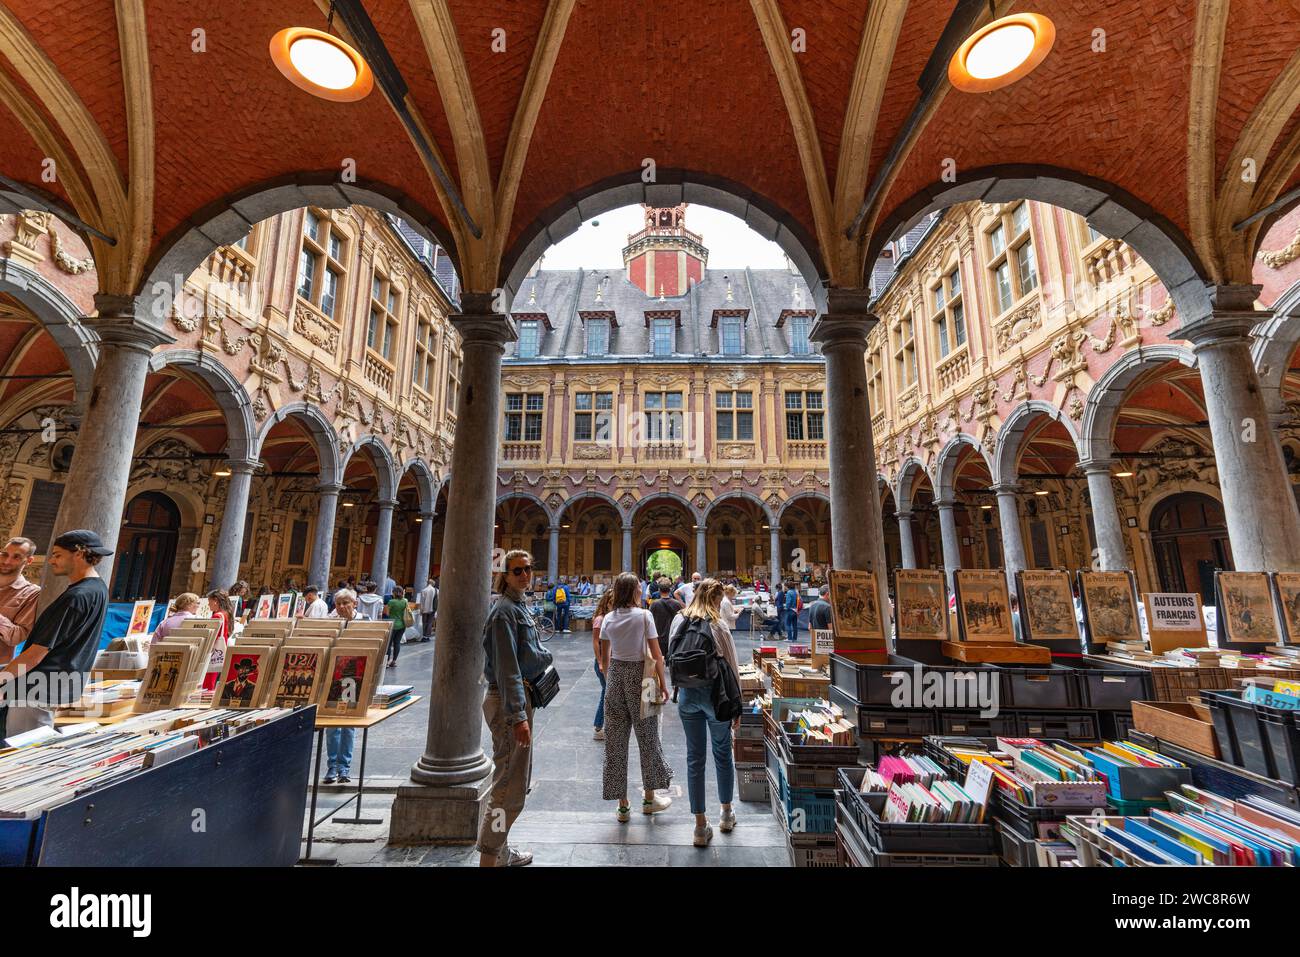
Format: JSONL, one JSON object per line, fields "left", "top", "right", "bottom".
{"left": 127, "top": 600, "right": 155, "bottom": 636}
{"left": 1217, "top": 572, "right": 1280, "bottom": 644}
{"left": 1017, "top": 570, "right": 1078, "bottom": 642}
{"left": 953, "top": 569, "right": 1014, "bottom": 642}
{"left": 319, "top": 650, "right": 377, "bottom": 717}
{"left": 135, "top": 643, "right": 194, "bottom": 712}
{"left": 827, "top": 569, "right": 885, "bottom": 643}
{"left": 1080, "top": 571, "right": 1142, "bottom": 645}
{"left": 1274, "top": 573, "right": 1300, "bottom": 643}
{"left": 894, "top": 569, "right": 948, "bottom": 641}
{"left": 268, "top": 648, "right": 325, "bottom": 708}
{"left": 215, "top": 648, "right": 271, "bottom": 709}
{"left": 276, "top": 592, "right": 297, "bottom": 618}
{"left": 254, "top": 593, "right": 276, "bottom": 619}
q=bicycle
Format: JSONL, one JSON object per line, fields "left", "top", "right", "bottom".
{"left": 536, "top": 615, "right": 556, "bottom": 642}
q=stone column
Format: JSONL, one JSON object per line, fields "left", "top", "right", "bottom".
{"left": 369, "top": 498, "right": 396, "bottom": 587}
{"left": 621, "top": 524, "right": 633, "bottom": 573}
{"left": 1184, "top": 285, "right": 1300, "bottom": 572}
{"left": 391, "top": 298, "right": 513, "bottom": 843}
{"left": 696, "top": 524, "right": 707, "bottom": 576}
{"left": 896, "top": 509, "right": 917, "bottom": 569}
{"left": 308, "top": 483, "right": 342, "bottom": 589}
{"left": 40, "top": 298, "right": 173, "bottom": 608}
{"left": 935, "top": 499, "right": 961, "bottom": 590}
{"left": 413, "top": 511, "right": 435, "bottom": 589}
{"left": 210, "top": 458, "right": 258, "bottom": 590}
{"left": 811, "top": 290, "right": 891, "bottom": 631}
{"left": 1080, "top": 460, "right": 1129, "bottom": 571}
{"left": 993, "top": 483, "right": 1027, "bottom": 595}
{"left": 547, "top": 523, "right": 560, "bottom": 582}
{"left": 769, "top": 525, "right": 781, "bottom": 585}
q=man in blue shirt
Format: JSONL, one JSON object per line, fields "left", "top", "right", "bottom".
{"left": 548, "top": 580, "right": 571, "bottom": 633}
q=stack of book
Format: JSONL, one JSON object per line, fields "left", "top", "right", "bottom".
{"left": 878, "top": 754, "right": 949, "bottom": 787}
{"left": 789, "top": 704, "right": 853, "bottom": 745}
{"left": 373, "top": 685, "right": 414, "bottom": 709}
{"left": 883, "top": 777, "right": 985, "bottom": 824}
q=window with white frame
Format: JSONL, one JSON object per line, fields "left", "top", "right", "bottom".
{"left": 931, "top": 265, "right": 966, "bottom": 358}
{"left": 445, "top": 352, "right": 461, "bottom": 416}
{"left": 893, "top": 312, "right": 916, "bottom": 389}
{"left": 785, "top": 390, "right": 824, "bottom": 441}
{"left": 504, "top": 393, "right": 544, "bottom": 443}
{"left": 987, "top": 202, "right": 1038, "bottom": 314}
{"left": 367, "top": 272, "right": 400, "bottom": 362}
{"left": 789, "top": 315, "right": 812, "bottom": 355}
{"left": 720, "top": 317, "right": 743, "bottom": 356}
{"left": 517, "top": 319, "right": 540, "bottom": 359}
{"left": 867, "top": 346, "right": 885, "bottom": 412}
{"left": 412, "top": 315, "right": 437, "bottom": 393}
{"left": 715, "top": 391, "right": 754, "bottom": 441}
{"left": 296, "top": 210, "right": 346, "bottom": 320}
{"left": 651, "top": 318, "right": 674, "bottom": 357}
{"left": 574, "top": 391, "right": 614, "bottom": 442}
{"left": 586, "top": 318, "right": 609, "bottom": 356}
{"left": 644, "top": 391, "right": 684, "bottom": 441}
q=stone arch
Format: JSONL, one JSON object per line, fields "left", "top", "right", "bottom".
{"left": 148, "top": 349, "right": 257, "bottom": 462}
{"left": 254, "top": 401, "right": 341, "bottom": 486}
{"left": 1138, "top": 482, "right": 1226, "bottom": 536}
{"left": 869, "top": 164, "right": 1214, "bottom": 327}
{"left": 1079, "top": 344, "right": 1198, "bottom": 462}
{"left": 137, "top": 174, "right": 461, "bottom": 323}
{"left": 342, "top": 434, "right": 399, "bottom": 502}
{"left": 1252, "top": 277, "right": 1300, "bottom": 416}
{"left": 0, "top": 255, "right": 97, "bottom": 404}
{"left": 777, "top": 491, "right": 831, "bottom": 524}
{"left": 994, "top": 399, "right": 1082, "bottom": 485}
{"left": 894, "top": 457, "right": 929, "bottom": 511}
{"left": 500, "top": 170, "right": 828, "bottom": 311}
{"left": 933, "top": 434, "right": 992, "bottom": 500}
{"left": 554, "top": 490, "right": 627, "bottom": 525}
{"left": 495, "top": 491, "right": 553, "bottom": 526}
{"left": 399, "top": 457, "right": 437, "bottom": 512}
{"left": 630, "top": 492, "right": 702, "bottom": 527}
{"left": 702, "top": 491, "right": 776, "bottom": 525}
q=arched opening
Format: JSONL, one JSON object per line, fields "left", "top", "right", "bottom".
{"left": 255, "top": 413, "right": 329, "bottom": 589}
{"left": 704, "top": 495, "right": 773, "bottom": 581}
{"left": 495, "top": 496, "right": 552, "bottom": 577}
{"left": 1149, "top": 491, "right": 1232, "bottom": 602}
{"left": 632, "top": 496, "right": 698, "bottom": 579}
{"left": 110, "top": 491, "right": 181, "bottom": 603}
{"left": 561, "top": 497, "right": 623, "bottom": 583}
{"left": 776, "top": 495, "right": 831, "bottom": 584}
{"left": 1004, "top": 412, "right": 1084, "bottom": 570}
{"left": 899, "top": 465, "right": 940, "bottom": 570}
{"left": 880, "top": 485, "right": 900, "bottom": 571}
{"left": 644, "top": 540, "right": 686, "bottom": 582}
{"left": 935, "top": 439, "right": 995, "bottom": 569}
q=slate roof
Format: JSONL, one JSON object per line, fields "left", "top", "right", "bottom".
{"left": 506, "top": 267, "right": 822, "bottom": 361}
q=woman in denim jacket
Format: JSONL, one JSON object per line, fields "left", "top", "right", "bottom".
{"left": 477, "top": 549, "right": 554, "bottom": 867}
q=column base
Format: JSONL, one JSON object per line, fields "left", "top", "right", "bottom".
{"left": 387, "top": 776, "right": 492, "bottom": 846}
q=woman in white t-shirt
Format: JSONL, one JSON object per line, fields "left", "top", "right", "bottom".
{"left": 668, "top": 578, "right": 741, "bottom": 848}
{"left": 598, "top": 573, "right": 673, "bottom": 823}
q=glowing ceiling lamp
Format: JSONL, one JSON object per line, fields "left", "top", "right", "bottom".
{"left": 270, "top": 27, "right": 373, "bottom": 102}
{"left": 949, "top": 13, "right": 1055, "bottom": 93}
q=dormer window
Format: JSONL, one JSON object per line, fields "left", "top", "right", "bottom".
{"left": 586, "top": 318, "right": 609, "bottom": 356}
{"left": 652, "top": 318, "right": 674, "bottom": 357}
{"left": 518, "top": 319, "right": 540, "bottom": 358}
{"left": 789, "top": 315, "right": 811, "bottom": 355}
{"left": 720, "top": 317, "right": 743, "bottom": 356}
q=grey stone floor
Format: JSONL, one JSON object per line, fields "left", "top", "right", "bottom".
{"left": 302, "top": 621, "right": 805, "bottom": 866}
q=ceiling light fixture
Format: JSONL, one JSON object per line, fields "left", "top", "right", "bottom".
{"left": 1115, "top": 470, "right": 1134, "bottom": 478}
{"left": 214, "top": 468, "right": 232, "bottom": 478}
{"left": 342, "top": 501, "right": 354, "bottom": 508}
{"left": 949, "top": 13, "right": 1054, "bottom": 93}
{"left": 1034, "top": 489, "right": 1050, "bottom": 496}
{"left": 270, "top": 27, "right": 373, "bottom": 102}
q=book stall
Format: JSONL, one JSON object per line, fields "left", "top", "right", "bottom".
{"left": 742, "top": 564, "right": 1300, "bottom": 867}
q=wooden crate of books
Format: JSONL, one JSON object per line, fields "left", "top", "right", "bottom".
{"left": 771, "top": 670, "right": 830, "bottom": 700}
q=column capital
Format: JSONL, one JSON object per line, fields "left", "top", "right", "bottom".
{"left": 316, "top": 481, "right": 345, "bottom": 495}
{"left": 621, "top": 523, "right": 633, "bottom": 532}
{"left": 989, "top": 482, "right": 1020, "bottom": 496}
{"left": 450, "top": 292, "right": 517, "bottom": 345}
{"left": 894, "top": 508, "right": 913, "bottom": 519}
{"left": 223, "top": 458, "right": 259, "bottom": 475}
{"left": 810, "top": 287, "right": 878, "bottom": 346}
{"left": 548, "top": 523, "right": 561, "bottom": 532}
{"left": 85, "top": 303, "right": 175, "bottom": 353}
{"left": 1180, "top": 283, "right": 1267, "bottom": 347}
{"left": 1077, "top": 458, "right": 1115, "bottom": 475}
{"left": 375, "top": 498, "right": 399, "bottom": 510}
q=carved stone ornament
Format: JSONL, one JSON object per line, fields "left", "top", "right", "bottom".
{"left": 718, "top": 442, "right": 754, "bottom": 460}
{"left": 293, "top": 303, "right": 341, "bottom": 352}
{"left": 1050, "top": 329, "right": 1089, "bottom": 381}
{"left": 994, "top": 301, "right": 1042, "bottom": 351}
{"left": 1259, "top": 227, "right": 1300, "bottom": 269}
{"left": 1144, "top": 299, "right": 1175, "bottom": 326}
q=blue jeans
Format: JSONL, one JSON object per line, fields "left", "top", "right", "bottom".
{"left": 677, "top": 685, "right": 735, "bottom": 814}
{"left": 594, "top": 658, "right": 606, "bottom": 728}
{"left": 388, "top": 626, "right": 404, "bottom": 660}
{"left": 555, "top": 604, "right": 570, "bottom": 631}
{"left": 785, "top": 608, "right": 798, "bottom": 643}
{"left": 326, "top": 727, "right": 355, "bottom": 777}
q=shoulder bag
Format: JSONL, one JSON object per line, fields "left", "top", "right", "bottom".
{"left": 524, "top": 665, "right": 561, "bottom": 709}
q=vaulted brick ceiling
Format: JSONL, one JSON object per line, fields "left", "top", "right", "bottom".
{"left": 2, "top": 1, "right": 1299, "bottom": 296}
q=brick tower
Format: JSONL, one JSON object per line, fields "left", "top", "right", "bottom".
{"left": 622, "top": 204, "right": 708, "bottom": 297}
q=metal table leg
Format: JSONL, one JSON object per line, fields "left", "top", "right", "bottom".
{"left": 340, "top": 724, "right": 382, "bottom": 825}
{"left": 299, "top": 727, "right": 336, "bottom": 865}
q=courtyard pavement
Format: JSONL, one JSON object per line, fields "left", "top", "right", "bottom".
{"left": 303, "top": 621, "right": 806, "bottom": 866}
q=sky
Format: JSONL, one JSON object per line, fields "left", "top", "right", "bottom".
{"left": 537, "top": 203, "right": 790, "bottom": 270}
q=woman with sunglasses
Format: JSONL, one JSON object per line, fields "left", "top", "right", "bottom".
{"left": 478, "top": 549, "right": 553, "bottom": 867}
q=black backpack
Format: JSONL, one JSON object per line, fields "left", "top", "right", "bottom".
{"left": 667, "top": 616, "right": 720, "bottom": 688}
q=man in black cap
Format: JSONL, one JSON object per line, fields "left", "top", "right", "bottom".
{"left": 0, "top": 529, "right": 110, "bottom": 740}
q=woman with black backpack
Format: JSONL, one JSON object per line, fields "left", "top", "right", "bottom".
{"left": 666, "top": 578, "right": 741, "bottom": 848}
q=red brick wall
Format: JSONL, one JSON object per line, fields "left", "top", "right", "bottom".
{"left": 655, "top": 251, "right": 678, "bottom": 296}
{"left": 687, "top": 255, "right": 703, "bottom": 288}
{"left": 629, "top": 254, "right": 646, "bottom": 294}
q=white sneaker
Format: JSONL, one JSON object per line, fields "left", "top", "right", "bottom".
{"left": 693, "top": 824, "right": 714, "bottom": 847}
{"left": 593, "top": 727, "right": 605, "bottom": 741}
{"left": 642, "top": 793, "right": 672, "bottom": 815}
{"left": 720, "top": 807, "right": 737, "bottom": 832}
{"left": 497, "top": 845, "right": 533, "bottom": 867}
